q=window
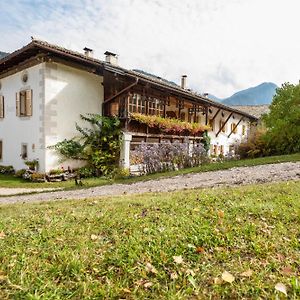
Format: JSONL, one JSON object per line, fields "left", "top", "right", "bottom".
{"left": 0, "top": 96, "right": 4, "bottom": 118}
{"left": 213, "top": 145, "right": 218, "bottom": 155}
{"left": 208, "top": 119, "right": 214, "bottom": 131}
{"left": 219, "top": 145, "right": 224, "bottom": 155}
{"left": 21, "top": 144, "right": 28, "bottom": 160}
{"left": 242, "top": 125, "right": 246, "bottom": 135}
{"left": 16, "top": 90, "right": 32, "bottom": 117}
{"left": 0, "top": 140, "right": 2, "bottom": 160}
{"left": 219, "top": 120, "right": 226, "bottom": 133}
{"left": 148, "top": 97, "right": 164, "bottom": 116}
{"left": 231, "top": 123, "right": 237, "bottom": 134}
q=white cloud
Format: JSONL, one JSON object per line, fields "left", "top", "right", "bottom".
{"left": 0, "top": 0, "right": 299, "bottom": 97}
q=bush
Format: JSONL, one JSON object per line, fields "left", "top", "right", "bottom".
{"left": 15, "top": 169, "right": 27, "bottom": 178}
{"left": 49, "top": 169, "right": 64, "bottom": 175}
{"left": 78, "top": 166, "right": 95, "bottom": 178}
{"left": 0, "top": 165, "right": 15, "bottom": 175}
{"left": 31, "top": 172, "right": 46, "bottom": 182}
{"left": 24, "top": 159, "right": 39, "bottom": 171}
{"left": 237, "top": 127, "right": 269, "bottom": 159}
{"left": 131, "top": 141, "right": 208, "bottom": 174}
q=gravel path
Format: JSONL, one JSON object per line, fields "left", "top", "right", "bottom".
{"left": 1, "top": 161, "right": 299, "bottom": 205}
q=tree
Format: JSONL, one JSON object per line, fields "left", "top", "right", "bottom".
{"left": 263, "top": 82, "right": 300, "bottom": 154}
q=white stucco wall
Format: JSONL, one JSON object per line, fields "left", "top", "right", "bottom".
{"left": 44, "top": 62, "right": 103, "bottom": 172}
{"left": 0, "top": 64, "right": 45, "bottom": 171}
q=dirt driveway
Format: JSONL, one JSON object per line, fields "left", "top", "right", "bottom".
{"left": 1, "top": 161, "right": 299, "bottom": 205}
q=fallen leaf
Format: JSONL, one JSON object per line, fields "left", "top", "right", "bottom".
{"left": 275, "top": 283, "right": 287, "bottom": 296}
{"left": 173, "top": 255, "right": 184, "bottom": 264}
{"left": 222, "top": 271, "right": 235, "bottom": 283}
{"left": 196, "top": 247, "right": 205, "bottom": 254}
{"left": 240, "top": 269, "right": 253, "bottom": 277}
{"left": 145, "top": 263, "right": 158, "bottom": 274}
{"left": 143, "top": 281, "right": 153, "bottom": 288}
{"left": 214, "top": 277, "right": 222, "bottom": 285}
{"left": 170, "top": 272, "right": 178, "bottom": 280}
{"left": 217, "top": 210, "right": 225, "bottom": 218}
{"left": 122, "top": 288, "right": 131, "bottom": 294}
{"left": 90, "top": 234, "right": 99, "bottom": 240}
{"left": 0, "top": 232, "right": 6, "bottom": 239}
{"left": 281, "top": 266, "right": 293, "bottom": 276}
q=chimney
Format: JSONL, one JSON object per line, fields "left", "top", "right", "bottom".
{"left": 181, "top": 75, "right": 187, "bottom": 89}
{"left": 104, "top": 51, "right": 118, "bottom": 66}
{"left": 83, "top": 47, "right": 94, "bottom": 58}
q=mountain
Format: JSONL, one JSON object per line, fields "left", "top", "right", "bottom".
{"left": 207, "top": 94, "right": 222, "bottom": 102}
{"left": 221, "top": 82, "right": 277, "bottom": 106}
{"left": 0, "top": 51, "right": 9, "bottom": 59}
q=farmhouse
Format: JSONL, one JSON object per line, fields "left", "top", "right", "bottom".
{"left": 0, "top": 39, "right": 258, "bottom": 172}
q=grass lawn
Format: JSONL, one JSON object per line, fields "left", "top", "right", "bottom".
{"left": 0, "top": 181, "right": 299, "bottom": 299}
{"left": 0, "top": 152, "right": 300, "bottom": 191}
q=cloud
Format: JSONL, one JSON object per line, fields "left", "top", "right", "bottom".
{"left": 0, "top": 0, "right": 299, "bottom": 97}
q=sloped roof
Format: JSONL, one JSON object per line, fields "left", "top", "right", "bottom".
{"left": 230, "top": 105, "right": 270, "bottom": 119}
{"left": 0, "top": 38, "right": 258, "bottom": 121}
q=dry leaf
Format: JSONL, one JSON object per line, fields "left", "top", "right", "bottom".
{"left": 222, "top": 271, "right": 235, "bottom": 283}
{"left": 90, "top": 234, "right": 98, "bottom": 240}
{"left": 196, "top": 247, "right": 205, "bottom": 254}
{"left": 275, "top": 283, "right": 287, "bottom": 296}
{"left": 170, "top": 272, "right": 178, "bottom": 280}
{"left": 0, "top": 232, "right": 6, "bottom": 239}
{"left": 217, "top": 210, "right": 225, "bottom": 218}
{"left": 281, "top": 266, "right": 293, "bottom": 276}
{"left": 240, "top": 269, "right": 253, "bottom": 277}
{"left": 173, "top": 255, "right": 184, "bottom": 264}
{"left": 145, "top": 263, "right": 158, "bottom": 274}
{"left": 214, "top": 277, "right": 222, "bottom": 284}
{"left": 143, "top": 281, "right": 153, "bottom": 288}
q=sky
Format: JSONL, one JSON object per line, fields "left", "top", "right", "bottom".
{"left": 0, "top": 0, "right": 299, "bottom": 98}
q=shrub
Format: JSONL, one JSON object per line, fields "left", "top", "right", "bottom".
{"left": 78, "top": 166, "right": 95, "bottom": 178}
{"left": 0, "top": 165, "right": 15, "bottom": 175}
{"left": 131, "top": 141, "right": 207, "bottom": 174}
{"left": 24, "top": 159, "right": 39, "bottom": 171}
{"left": 15, "top": 169, "right": 27, "bottom": 178}
{"left": 49, "top": 169, "right": 64, "bottom": 175}
{"left": 51, "top": 114, "right": 122, "bottom": 177}
{"left": 31, "top": 172, "right": 46, "bottom": 182}
{"left": 237, "top": 127, "right": 269, "bottom": 159}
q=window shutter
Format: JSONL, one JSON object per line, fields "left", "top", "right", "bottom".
{"left": 16, "top": 92, "right": 20, "bottom": 116}
{"left": 25, "top": 90, "right": 32, "bottom": 116}
{"left": 0, "top": 96, "right": 4, "bottom": 118}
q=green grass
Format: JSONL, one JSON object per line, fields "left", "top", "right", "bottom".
{"left": 0, "top": 181, "right": 299, "bottom": 299}
{"left": 1, "top": 153, "right": 300, "bottom": 191}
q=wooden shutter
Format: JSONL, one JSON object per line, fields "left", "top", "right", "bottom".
{"left": 0, "top": 96, "right": 4, "bottom": 118}
{"left": 25, "top": 89, "right": 32, "bottom": 116}
{"left": 16, "top": 92, "right": 20, "bottom": 116}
